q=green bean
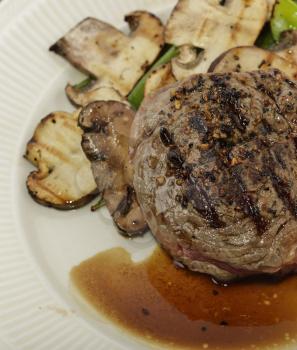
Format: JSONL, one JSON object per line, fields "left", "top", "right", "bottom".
{"left": 271, "top": 0, "right": 297, "bottom": 41}
{"left": 73, "top": 77, "right": 93, "bottom": 90}
{"left": 128, "top": 45, "right": 179, "bottom": 110}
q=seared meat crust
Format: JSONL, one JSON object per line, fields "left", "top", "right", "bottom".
{"left": 132, "top": 69, "right": 297, "bottom": 281}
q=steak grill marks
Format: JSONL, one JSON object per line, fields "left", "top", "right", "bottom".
{"left": 211, "top": 78, "right": 249, "bottom": 133}
{"left": 264, "top": 152, "right": 297, "bottom": 218}
{"left": 160, "top": 124, "right": 225, "bottom": 228}
{"left": 230, "top": 168, "right": 268, "bottom": 234}
{"left": 256, "top": 83, "right": 282, "bottom": 114}
{"left": 268, "top": 169, "right": 297, "bottom": 217}
{"left": 166, "top": 73, "right": 297, "bottom": 233}
{"left": 169, "top": 79, "right": 266, "bottom": 232}
{"left": 186, "top": 176, "right": 225, "bottom": 229}
{"left": 221, "top": 90, "right": 249, "bottom": 132}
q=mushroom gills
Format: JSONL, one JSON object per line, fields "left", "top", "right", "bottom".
{"left": 66, "top": 80, "right": 127, "bottom": 107}
{"left": 79, "top": 101, "right": 148, "bottom": 237}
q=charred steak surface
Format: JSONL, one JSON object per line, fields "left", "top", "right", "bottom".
{"left": 132, "top": 69, "right": 297, "bottom": 281}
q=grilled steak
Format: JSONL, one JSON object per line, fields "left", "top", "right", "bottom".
{"left": 132, "top": 69, "right": 297, "bottom": 281}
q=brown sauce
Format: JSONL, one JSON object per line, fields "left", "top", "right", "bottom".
{"left": 71, "top": 247, "right": 297, "bottom": 349}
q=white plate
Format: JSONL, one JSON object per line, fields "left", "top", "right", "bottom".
{"left": 0, "top": 0, "right": 175, "bottom": 349}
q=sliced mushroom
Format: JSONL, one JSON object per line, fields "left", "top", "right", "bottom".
{"left": 144, "top": 62, "right": 176, "bottom": 97}
{"left": 165, "top": 0, "right": 268, "bottom": 79}
{"left": 50, "top": 12, "right": 164, "bottom": 96}
{"left": 66, "top": 80, "right": 127, "bottom": 107}
{"left": 209, "top": 46, "right": 297, "bottom": 81}
{"left": 78, "top": 101, "right": 148, "bottom": 236}
{"left": 25, "top": 111, "right": 98, "bottom": 209}
{"left": 266, "top": 0, "right": 276, "bottom": 20}
{"left": 272, "top": 30, "right": 297, "bottom": 64}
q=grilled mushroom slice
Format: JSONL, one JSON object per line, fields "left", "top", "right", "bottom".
{"left": 50, "top": 11, "right": 164, "bottom": 96}
{"left": 273, "top": 30, "right": 297, "bottom": 64}
{"left": 266, "top": 0, "right": 276, "bottom": 20}
{"left": 209, "top": 46, "right": 297, "bottom": 80}
{"left": 144, "top": 62, "right": 176, "bottom": 97}
{"left": 66, "top": 80, "right": 126, "bottom": 107}
{"left": 165, "top": 0, "right": 268, "bottom": 79}
{"left": 79, "top": 101, "right": 148, "bottom": 236}
{"left": 25, "top": 111, "right": 98, "bottom": 209}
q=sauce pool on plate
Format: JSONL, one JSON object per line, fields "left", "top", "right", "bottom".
{"left": 71, "top": 247, "right": 297, "bottom": 350}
